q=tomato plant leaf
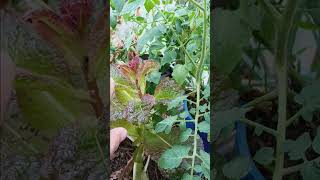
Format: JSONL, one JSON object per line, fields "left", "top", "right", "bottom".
{"left": 301, "top": 161, "right": 320, "bottom": 180}
{"left": 180, "top": 128, "right": 192, "bottom": 142}
{"left": 283, "top": 133, "right": 312, "bottom": 160}
{"left": 253, "top": 147, "right": 274, "bottom": 165}
{"left": 161, "top": 50, "right": 177, "bottom": 66}
{"left": 172, "top": 64, "right": 189, "bottom": 85}
{"left": 167, "top": 96, "right": 187, "bottom": 110}
{"left": 155, "top": 115, "right": 177, "bottom": 134}
{"left": 222, "top": 156, "right": 251, "bottom": 179}
{"left": 312, "top": 127, "right": 320, "bottom": 154}
{"left": 144, "top": 0, "right": 159, "bottom": 12}
{"left": 121, "top": 0, "right": 145, "bottom": 15}
{"left": 137, "top": 25, "right": 165, "bottom": 51}
{"left": 198, "top": 121, "right": 209, "bottom": 133}
{"left": 147, "top": 71, "right": 161, "bottom": 84}
{"left": 213, "top": 9, "right": 250, "bottom": 76}
{"left": 158, "top": 145, "right": 191, "bottom": 169}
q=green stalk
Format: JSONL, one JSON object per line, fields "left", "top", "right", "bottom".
{"left": 273, "top": 1, "right": 299, "bottom": 179}
{"left": 190, "top": 0, "right": 207, "bottom": 176}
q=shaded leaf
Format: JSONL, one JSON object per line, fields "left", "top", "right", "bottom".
{"left": 253, "top": 147, "right": 274, "bottom": 165}
{"left": 222, "top": 156, "right": 251, "bottom": 179}
{"left": 283, "top": 133, "right": 311, "bottom": 160}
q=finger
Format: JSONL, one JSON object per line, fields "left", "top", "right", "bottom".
{"left": 110, "top": 78, "right": 115, "bottom": 98}
{"left": 110, "top": 127, "right": 127, "bottom": 159}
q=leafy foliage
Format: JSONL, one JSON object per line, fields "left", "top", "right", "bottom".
{"left": 110, "top": 0, "right": 210, "bottom": 178}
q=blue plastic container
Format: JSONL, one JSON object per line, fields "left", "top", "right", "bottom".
{"left": 235, "top": 122, "right": 265, "bottom": 180}
{"left": 183, "top": 100, "right": 210, "bottom": 153}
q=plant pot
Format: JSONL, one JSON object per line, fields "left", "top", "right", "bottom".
{"left": 235, "top": 122, "right": 265, "bottom": 180}
{"left": 183, "top": 100, "right": 210, "bottom": 153}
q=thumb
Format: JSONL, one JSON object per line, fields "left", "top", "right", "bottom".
{"left": 110, "top": 127, "right": 127, "bottom": 159}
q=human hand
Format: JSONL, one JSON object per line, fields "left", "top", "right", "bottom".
{"left": 110, "top": 127, "right": 127, "bottom": 159}
{"left": 110, "top": 77, "right": 115, "bottom": 98}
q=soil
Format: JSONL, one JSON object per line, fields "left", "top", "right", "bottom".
{"left": 240, "top": 89, "right": 320, "bottom": 180}
{"left": 110, "top": 138, "right": 168, "bottom": 180}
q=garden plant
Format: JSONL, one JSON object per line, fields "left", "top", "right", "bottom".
{"left": 1, "top": 0, "right": 109, "bottom": 179}
{"left": 213, "top": 0, "right": 320, "bottom": 179}
{"left": 110, "top": 0, "right": 210, "bottom": 179}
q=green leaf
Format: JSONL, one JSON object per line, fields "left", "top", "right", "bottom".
{"left": 201, "top": 163, "right": 210, "bottom": 179}
{"left": 202, "top": 85, "right": 210, "bottom": 99}
{"left": 181, "top": 173, "right": 193, "bottom": 180}
{"left": 158, "top": 145, "right": 191, "bottom": 169}
{"left": 213, "top": 9, "right": 250, "bottom": 76}
{"left": 121, "top": 0, "right": 145, "bottom": 15}
{"left": 212, "top": 108, "right": 248, "bottom": 138}
{"left": 167, "top": 96, "right": 187, "bottom": 110}
{"left": 161, "top": 50, "right": 177, "bottom": 66}
{"left": 295, "top": 80, "right": 320, "bottom": 122}
{"left": 222, "top": 156, "right": 251, "bottom": 179}
{"left": 180, "top": 128, "right": 192, "bottom": 142}
{"left": 172, "top": 64, "right": 189, "bottom": 85}
{"left": 194, "top": 165, "right": 202, "bottom": 172}
{"left": 301, "top": 161, "right": 320, "bottom": 180}
{"left": 253, "top": 147, "right": 274, "bottom": 165}
{"left": 283, "top": 133, "right": 312, "bottom": 160}
{"left": 112, "top": 0, "right": 125, "bottom": 13}
{"left": 254, "top": 126, "right": 264, "bottom": 136}
{"left": 147, "top": 71, "right": 161, "bottom": 84}
{"left": 312, "top": 127, "right": 320, "bottom": 154}
{"left": 155, "top": 115, "right": 177, "bottom": 134}
{"left": 143, "top": 129, "right": 177, "bottom": 152}
{"left": 15, "top": 77, "right": 94, "bottom": 135}
{"left": 199, "top": 150, "right": 210, "bottom": 168}
{"left": 110, "top": 119, "right": 139, "bottom": 140}
{"left": 198, "top": 121, "right": 210, "bottom": 133}
{"left": 144, "top": 0, "right": 159, "bottom": 12}
{"left": 137, "top": 25, "right": 165, "bottom": 51}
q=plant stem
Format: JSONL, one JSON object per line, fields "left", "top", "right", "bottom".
{"left": 3, "top": 122, "right": 38, "bottom": 154}
{"left": 243, "top": 89, "right": 277, "bottom": 108}
{"left": 259, "top": 0, "right": 282, "bottom": 21}
{"left": 191, "top": 0, "right": 207, "bottom": 176}
{"left": 188, "top": 0, "right": 205, "bottom": 11}
{"left": 240, "top": 119, "right": 277, "bottom": 136}
{"left": 273, "top": 1, "right": 299, "bottom": 179}
{"left": 282, "top": 156, "right": 320, "bottom": 176}
{"left": 286, "top": 108, "right": 304, "bottom": 127}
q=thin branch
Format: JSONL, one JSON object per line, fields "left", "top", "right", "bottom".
{"left": 259, "top": 0, "right": 282, "bottom": 21}
{"left": 2, "top": 122, "right": 39, "bottom": 153}
{"left": 239, "top": 119, "right": 278, "bottom": 136}
{"left": 188, "top": 0, "right": 205, "bottom": 11}
{"left": 243, "top": 89, "right": 277, "bottom": 108}
{"left": 286, "top": 108, "right": 304, "bottom": 127}
{"left": 282, "top": 156, "right": 320, "bottom": 176}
